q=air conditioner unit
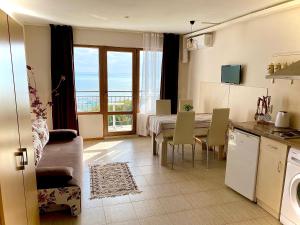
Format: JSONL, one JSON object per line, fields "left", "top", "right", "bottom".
{"left": 187, "top": 33, "right": 213, "bottom": 51}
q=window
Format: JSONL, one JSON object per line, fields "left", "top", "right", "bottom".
{"left": 74, "top": 47, "right": 100, "bottom": 112}
{"left": 107, "top": 51, "right": 134, "bottom": 132}
{"left": 107, "top": 51, "right": 133, "bottom": 113}
{"left": 73, "top": 45, "right": 139, "bottom": 136}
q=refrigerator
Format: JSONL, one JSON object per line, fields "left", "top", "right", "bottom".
{"left": 225, "top": 129, "right": 260, "bottom": 201}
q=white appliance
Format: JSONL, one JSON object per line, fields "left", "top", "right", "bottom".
{"left": 280, "top": 148, "right": 300, "bottom": 225}
{"left": 186, "top": 33, "right": 213, "bottom": 51}
{"left": 225, "top": 129, "right": 260, "bottom": 201}
{"left": 275, "top": 111, "right": 290, "bottom": 128}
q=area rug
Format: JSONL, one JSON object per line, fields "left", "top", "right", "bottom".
{"left": 89, "top": 162, "right": 141, "bottom": 199}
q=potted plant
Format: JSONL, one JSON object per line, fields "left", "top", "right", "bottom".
{"left": 183, "top": 104, "right": 193, "bottom": 112}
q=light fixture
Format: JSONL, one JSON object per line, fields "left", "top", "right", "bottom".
{"left": 187, "top": 20, "right": 198, "bottom": 50}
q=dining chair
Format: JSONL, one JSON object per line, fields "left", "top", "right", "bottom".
{"left": 156, "top": 99, "right": 171, "bottom": 115}
{"left": 194, "top": 108, "right": 230, "bottom": 168}
{"left": 179, "top": 99, "right": 193, "bottom": 112}
{"left": 176, "top": 99, "right": 193, "bottom": 157}
{"left": 168, "top": 111, "right": 195, "bottom": 169}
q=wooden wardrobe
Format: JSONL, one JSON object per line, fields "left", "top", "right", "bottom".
{"left": 0, "top": 9, "right": 40, "bottom": 225}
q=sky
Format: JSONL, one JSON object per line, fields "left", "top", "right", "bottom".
{"left": 74, "top": 47, "right": 132, "bottom": 92}
{"left": 73, "top": 47, "right": 162, "bottom": 93}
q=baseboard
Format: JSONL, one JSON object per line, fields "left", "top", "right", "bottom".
{"left": 83, "top": 137, "right": 104, "bottom": 141}
{"left": 84, "top": 134, "right": 148, "bottom": 141}
{"left": 104, "top": 134, "right": 139, "bottom": 139}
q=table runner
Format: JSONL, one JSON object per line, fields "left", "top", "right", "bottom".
{"left": 149, "top": 113, "right": 212, "bottom": 135}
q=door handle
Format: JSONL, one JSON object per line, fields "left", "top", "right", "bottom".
{"left": 15, "top": 152, "right": 25, "bottom": 171}
{"left": 19, "top": 148, "right": 28, "bottom": 165}
{"left": 277, "top": 161, "right": 282, "bottom": 173}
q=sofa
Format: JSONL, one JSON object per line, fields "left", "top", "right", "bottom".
{"left": 32, "top": 119, "right": 83, "bottom": 216}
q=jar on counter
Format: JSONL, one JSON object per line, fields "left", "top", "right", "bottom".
{"left": 267, "top": 63, "right": 274, "bottom": 75}
{"left": 274, "top": 63, "right": 282, "bottom": 73}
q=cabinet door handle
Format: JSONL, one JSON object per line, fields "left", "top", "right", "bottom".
{"left": 14, "top": 152, "right": 25, "bottom": 171}
{"left": 19, "top": 148, "right": 28, "bottom": 165}
{"left": 277, "top": 161, "right": 282, "bottom": 173}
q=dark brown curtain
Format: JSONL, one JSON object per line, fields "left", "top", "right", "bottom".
{"left": 160, "top": 33, "right": 180, "bottom": 114}
{"left": 50, "top": 24, "right": 78, "bottom": 132}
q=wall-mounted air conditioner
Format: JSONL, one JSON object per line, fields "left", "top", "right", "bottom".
{"left": 186, "top": 33, "right": 213, "bottom": 51}
{"left": 181, "top": 32, "right": 214, "bottom": 63}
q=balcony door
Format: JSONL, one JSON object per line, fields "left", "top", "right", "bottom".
{"left": 103, "top": 47, "right": 139, "bottom": 136}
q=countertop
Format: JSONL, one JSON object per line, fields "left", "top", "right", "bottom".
{"left": 232, "top": 121, "right": 300, "bottom": 149}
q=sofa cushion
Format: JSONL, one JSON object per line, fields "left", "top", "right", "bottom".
{"left": 49, "top": 129, "right": 78, "bottom": 142}
{"left": 36, "top": 166, "right": 73, "bottom": 188}
{"left": 36, "top": 136, "right": 83, "bottom": 189}
{"left": 36, "top": 166, "right": 73, "bottom": 178}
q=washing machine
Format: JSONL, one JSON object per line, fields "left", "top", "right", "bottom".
{"left": 280, "top": 148, "right": 300, "bottom": 225}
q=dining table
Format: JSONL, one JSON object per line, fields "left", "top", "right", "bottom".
{"left": 149, "top": 113, "right": 212, "bottom": 166}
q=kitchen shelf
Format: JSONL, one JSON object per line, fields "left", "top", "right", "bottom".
{"left": 265, "top": 75, "right": 299, "bottom": 84}
{"left": 265, "top": 75, "right": 300, "bottom": 80}
{"left": 266, "top": 60, "right": 300, "bottom": 84}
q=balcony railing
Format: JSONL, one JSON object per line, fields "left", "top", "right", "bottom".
{"left": 76, "top": 91, "right": 132, "bottom": 113}
{"left": 76, "top": 91, "right": 100, "bottom": 112}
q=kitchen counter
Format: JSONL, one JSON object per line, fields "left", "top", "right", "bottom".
{"left": 232, "top": 121, "right": 300, "bottom": 149}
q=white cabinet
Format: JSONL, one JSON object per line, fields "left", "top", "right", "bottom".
{"left": 225, "top": 129, "right": 260, "bottom": 201}
{"left": 256, "top": 137, "right": 288, "bottom": 218}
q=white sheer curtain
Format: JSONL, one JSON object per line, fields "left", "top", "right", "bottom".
{"left": 139, "top": 33, "right": 163, "bottom": 114}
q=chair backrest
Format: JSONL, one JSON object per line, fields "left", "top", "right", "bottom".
{"left": 207, "top": 108, "right": 230, "bottom": 146}
{"left": 156, "top": 100, "right": 171, "bottom": 115}
{"left": 179, "top": 99, "right": 193, "bottom": 112}
{"left": 173, "top": 111, "right": 195, "bottom": 145}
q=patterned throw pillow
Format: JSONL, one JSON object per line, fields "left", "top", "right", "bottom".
{"left": 32, "top": 130, "right": 43, "bottom": 166}
{"left": 32, "top": 118, "right": 49, "bottom": 166}
{"left": 32, "top": 119, "right": 49, "bottom": 148}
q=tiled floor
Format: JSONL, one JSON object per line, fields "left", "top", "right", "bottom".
{"left": 40, "top": 137, "right": 281, "bottom": 225}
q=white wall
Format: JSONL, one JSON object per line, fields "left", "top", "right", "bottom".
{"left": 179, "top": 6, "right": 300, "bottom": 128}
{"left": 24, "top": 26, "right": 143, "bottom": 138}
{"left": 24, "top": 26, "right": 52, "bottom": 128}
{"left": 73, "top": 28, "right": 142, "bottom": 48}
{"left": 78, "top": 114, "right": 103, "bottom": 138}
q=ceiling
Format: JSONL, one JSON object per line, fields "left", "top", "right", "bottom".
{"left": 0, "top": 0, "right": 290, "bottom": 33}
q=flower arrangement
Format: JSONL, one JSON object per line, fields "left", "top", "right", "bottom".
{"left": 183, "top": 104, "right": 193, "bottom": 112}
{"left": 27, "top": 65, "right": 65, "bottom": 119}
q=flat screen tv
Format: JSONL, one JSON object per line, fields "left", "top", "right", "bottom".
{"left": 221, "top": 65, "right": 241, "bottom": 84}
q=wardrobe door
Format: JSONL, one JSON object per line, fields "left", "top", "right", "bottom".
{"left": 7, "top": 16, "right": 40, "bottom": 225}
{"left": 0, "top": 11, "right": 28, "bottom": 225}
{"left": 0, "top": 188, "right": 5, "bottom": 225}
